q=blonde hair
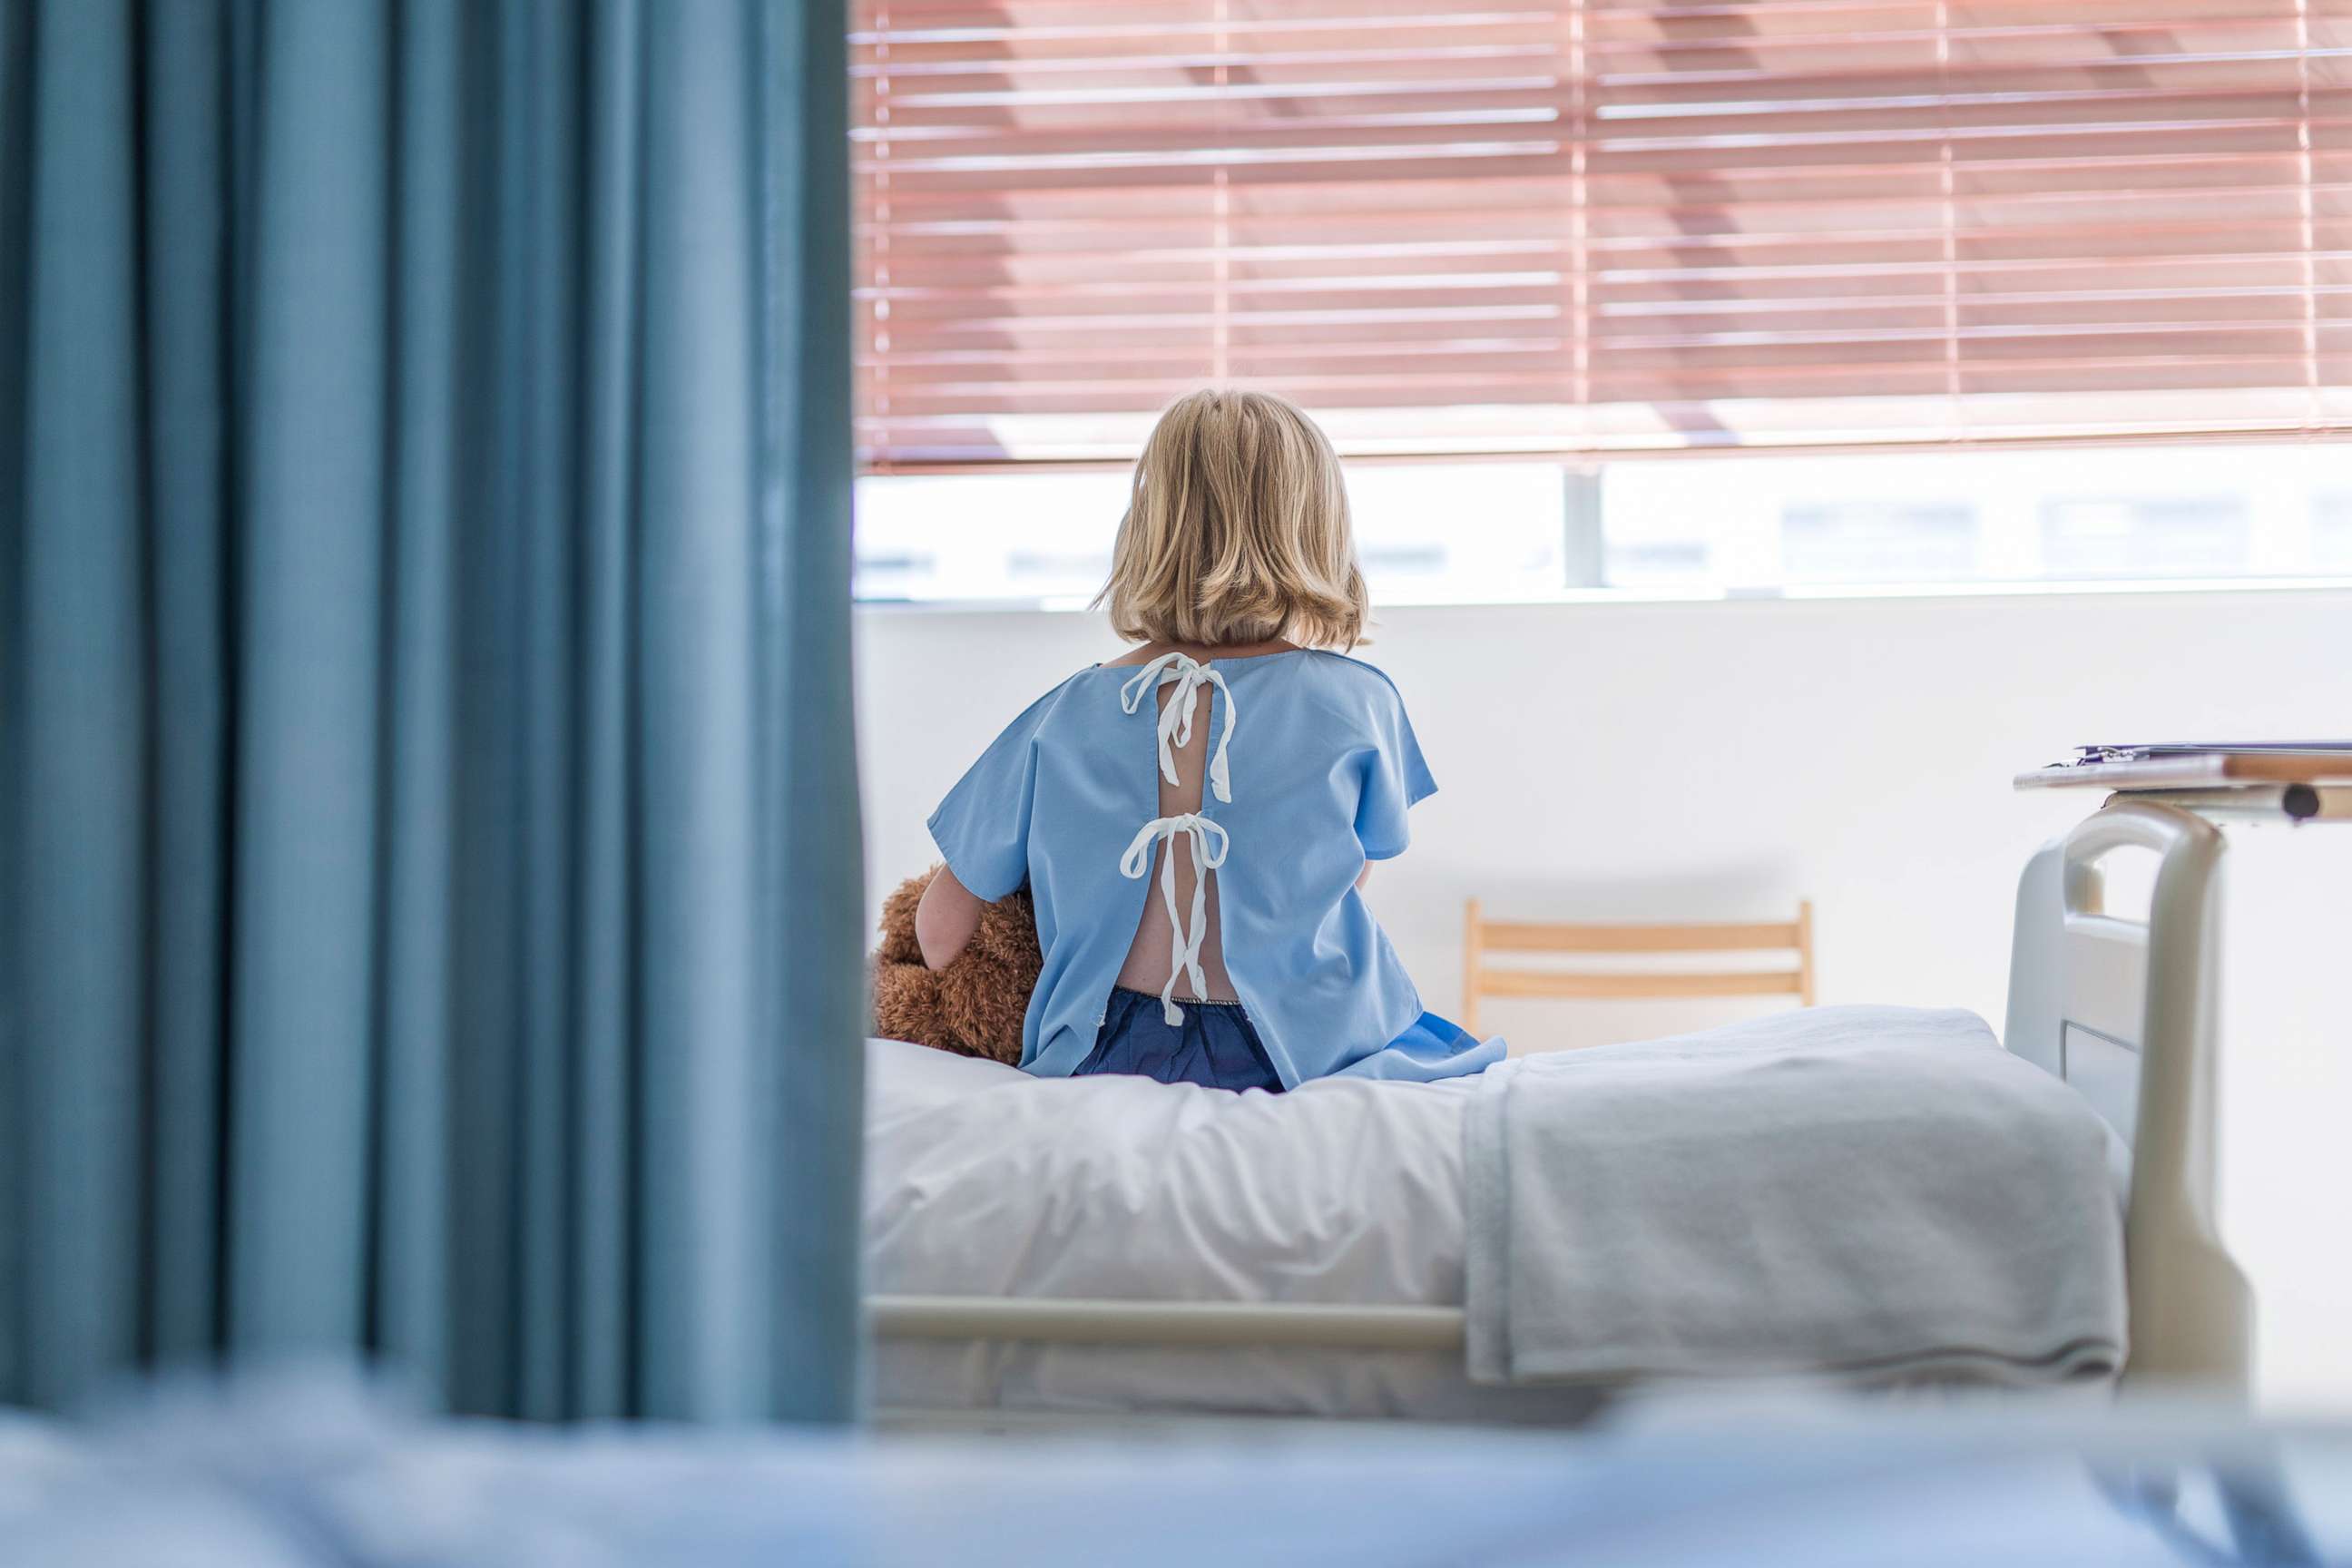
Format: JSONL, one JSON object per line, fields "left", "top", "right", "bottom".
{"left": 1093, "top": 389, "right": 1370, "bottom": 651}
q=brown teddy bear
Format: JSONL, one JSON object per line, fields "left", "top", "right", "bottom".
{"left": 870, "top": 864, "right": 1043, "bottom": 1064}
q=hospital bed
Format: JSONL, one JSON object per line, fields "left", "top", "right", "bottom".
{"left": 864, "top": 801, "right": 2250, "bottom": 1426}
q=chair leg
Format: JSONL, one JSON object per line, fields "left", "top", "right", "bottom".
{"left": 1462, "top": 897, "right": 1483, "bottom": 1035}
{"left": 1796, "top": 897, "right": 1816, "bottom": 1007}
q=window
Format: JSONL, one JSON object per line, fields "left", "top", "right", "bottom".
{"left": 1779, "top": 501, "right": 1979, "bottom": 585}
{"left": 858, "top": 442, "right": 2352, "bottom": 603}
{"left": 1595, "top": 443, "right": 2348, "bottom": 593}
{"left": 2315, "top": 491, "right": 2352, "bottom": 569}
{"left": 2038, "top": 495, "right": 2251, "bottom": 579}
{"left": 850, "top": 3, "right": 2352, "bottom": 601}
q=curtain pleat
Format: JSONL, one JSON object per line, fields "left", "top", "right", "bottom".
{"left": 138, "top": 0, "right": 233, "bottom": 1374}
{"left": 16, "top": 0, "right": 151, "bottom": 1410}
{"left": 230, "top": 0, "right": 392, "bottom": 1358}
{"left": 764, "top": 0, "right": 864, "bottom": 1426}
{"left": 0, "top": 0, "right": 34, "bottom": 1407}
{"left": 1, "top": 0, "right": 863, "bottom": 1425}
{"left": 571, "top": 0, "right": 646, "bottom": 1421}
{"left": 637, "top": 0, "right": 769, "bottom": 1423}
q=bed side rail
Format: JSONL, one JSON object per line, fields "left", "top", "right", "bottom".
{"left": 2017, "top": 801, "right": 2250, "bottom": 1395}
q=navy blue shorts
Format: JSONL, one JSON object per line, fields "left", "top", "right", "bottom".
{"left": 1073, "top": 987, "right": 1285, "bottom": 1093}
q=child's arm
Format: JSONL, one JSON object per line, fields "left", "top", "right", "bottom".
{"left": 916, "top": 865, "right": 985, "bottom": 969}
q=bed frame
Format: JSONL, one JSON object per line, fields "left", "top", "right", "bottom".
{"left": 870, "top": 800, "right": 2253, "bottom": 1401}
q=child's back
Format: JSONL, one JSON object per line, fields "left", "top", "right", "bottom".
{"left": 1102, "top": 637, "right": 1259, "bottom": 1007}
{"left": 918, "top": 391, "right": 1500, "bottom": 1091}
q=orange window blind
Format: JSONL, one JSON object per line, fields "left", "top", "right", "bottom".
{"left": 852, "top": 2, "right": 2352, "bottom": 469}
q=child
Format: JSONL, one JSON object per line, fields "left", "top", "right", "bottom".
{"left": 916, "top": 389, "right": 1501, "bottom": 1092}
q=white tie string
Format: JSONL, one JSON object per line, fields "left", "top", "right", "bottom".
{"left": 1116, "top": 652, "right": 1239, "bottom": 804}
{"left": 1117, "top": 813, "right": 1231, "bottom": 1025}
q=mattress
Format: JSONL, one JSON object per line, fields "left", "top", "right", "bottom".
{"left": 864, "top": 1038, "right": 1600, "bottom": 1422}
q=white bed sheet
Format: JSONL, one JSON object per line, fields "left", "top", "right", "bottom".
{"left": 864, "top": 1038, "right": 1599, "bottom": 1422}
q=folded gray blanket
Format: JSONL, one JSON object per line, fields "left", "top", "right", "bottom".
{"left": 1465, "top": 1006, "right": 2127, "bottom": 1387}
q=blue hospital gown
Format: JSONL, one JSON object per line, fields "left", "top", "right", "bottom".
{"left": 927, "top": 648, "right": 1503, "bottom": 1088}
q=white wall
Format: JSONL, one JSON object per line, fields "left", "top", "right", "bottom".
{"left": 854, "top": 588, "right": 2352, "bottom": 1407}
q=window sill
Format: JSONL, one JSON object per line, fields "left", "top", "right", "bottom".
{"left": 855, "top": 574, "right": 2352, "bottom": 616}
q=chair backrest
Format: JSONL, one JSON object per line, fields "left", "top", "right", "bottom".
{"left": 1461, "top": 898, "right": 1815, "bottom": 1036}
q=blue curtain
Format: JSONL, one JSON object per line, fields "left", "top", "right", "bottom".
{"left": 0, "top": 0, "right": 864, "bottom": 1422}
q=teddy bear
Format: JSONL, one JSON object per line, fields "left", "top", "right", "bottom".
{"left": 870, "top": 864, "right": 1043, "bottom": 1064}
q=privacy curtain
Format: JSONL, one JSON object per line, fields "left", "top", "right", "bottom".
{"left": 0, "top": 0, "right": 863, "bottom": 1421}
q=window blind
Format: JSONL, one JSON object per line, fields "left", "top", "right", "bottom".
{"left": 852, "top": 1, "right": 2352, "bottom": 469}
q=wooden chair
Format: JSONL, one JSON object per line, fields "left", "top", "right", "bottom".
{"left": 1461, "top": 898, "right": 1815, "bottom": 1037}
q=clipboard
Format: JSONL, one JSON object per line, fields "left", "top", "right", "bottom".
{"left": 2016, "top": 743, "right": 2352, "bottom": 792}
